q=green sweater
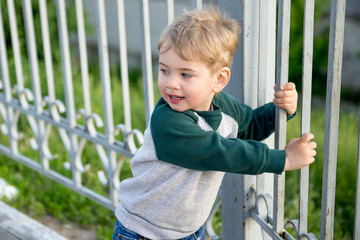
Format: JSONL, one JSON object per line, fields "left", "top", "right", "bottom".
{"left": 115, "top": 91, "right": 292, "bottom": 239}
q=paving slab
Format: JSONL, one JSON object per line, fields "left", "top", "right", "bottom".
{"left": 0, "top": 226, "right": 20, "bottom": 240}
{"left": 0, "top": 201, "right": 68, "bottom": 240}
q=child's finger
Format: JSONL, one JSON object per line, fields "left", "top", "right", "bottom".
{"left": 288, "top": 138, "right": 299, "bottom": 144}
{"left": 274, "top": 90, "right": 291, "bottom": 98}
{"left": 299, "top": 133, "right": 315, "bottom": 144}
{"left": 280, "top": 82, "right": 296, "bottom": 91}
{"left": 309, "top": 141, "right": 317, "bottom": 150}
{"left": 310, "top": 149, "right": 317, "bottom": 157}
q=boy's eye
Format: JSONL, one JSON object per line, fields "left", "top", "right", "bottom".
{"left": 182, "top": 73, "right": 191, "bottom": 78}
{"left": 160, "top": 69, "right": 168, "bottom": 74}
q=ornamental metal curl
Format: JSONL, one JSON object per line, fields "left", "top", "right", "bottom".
{"left": 77, "top": 108, "right": 112, "bottom": 185}
{"left": 284, "top": 219, "right": 319, "bottom": 240}
{"left": 284, "top": 220, "right": 300, "bottom": 238}
{"left": 115, "top": 123, "right": 144, "bottom": 154}
{"left": 256, "top": 193, "right": 274, "bottom": 225}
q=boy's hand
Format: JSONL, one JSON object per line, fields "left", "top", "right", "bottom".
{"left": 273, "top": 82, "right": 298, "bottom": 115}
{"left": 284, "top": 133, "right": 317, "bottom": 171}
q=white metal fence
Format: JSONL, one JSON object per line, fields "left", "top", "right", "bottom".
{"left": 0, "top": 0, "right": 357, "bottom": 239}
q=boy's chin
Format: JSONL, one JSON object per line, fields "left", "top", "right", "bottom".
{"left": 166, "top": 102, "right": 188, "bottom": 112}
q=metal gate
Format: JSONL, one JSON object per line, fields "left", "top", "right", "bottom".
{"left": 0, "top": 0, "right": 357, "bottom": 239}
{"left": 219, "top": 0, "right": 353, "bottom": 239}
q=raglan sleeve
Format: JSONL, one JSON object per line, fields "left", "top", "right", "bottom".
{"left": 150, "top": 100, "right": 285, "bottom": 175}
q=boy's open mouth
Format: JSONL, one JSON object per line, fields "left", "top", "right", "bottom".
{"left": 169, "top": 95, "right": 185, "bottom": 103}
{"left": 170, "top": 95, "right": 184, "bottom": 100}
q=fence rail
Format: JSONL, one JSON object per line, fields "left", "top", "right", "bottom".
{"left": 0, "top": 0, "right": 357, "bottom": 239}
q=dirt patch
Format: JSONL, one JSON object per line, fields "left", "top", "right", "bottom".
{"left": 40, "top": 216, "right": 97, "bottom": 240}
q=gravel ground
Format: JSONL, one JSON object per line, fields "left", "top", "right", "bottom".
{"left": 41, "top": 216, "right": 97, "bottom": 240}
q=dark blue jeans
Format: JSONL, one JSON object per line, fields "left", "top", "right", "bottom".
{"left": 112, "top": 220, "right": 205, "bottom": 240}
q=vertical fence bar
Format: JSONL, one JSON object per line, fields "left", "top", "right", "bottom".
{"left": 320, "top": 0, "right": 346, "bottom": 239}
{"left": 117, "top": 0, "right": 131, "bottom": 132}
{"left": 38, "top": 0, "right": 59, "bottom": 162}
{"left": 0, "top": 1, "right": 10, "bottom": 95}
{"left": 39, "top": 0, "right": 55, "bottom": 101}
{"left": 115, "top": 0, "right": 131, "bottom": 203}
{"left": 299, "top": 0, "right": 315, "bottom": 236}
{"left": 23, "top": 0, "right": 48, "bottom": 170}
{"left": 139, "top": 0, "right": 154, "bottom": 125}
{"left": 243, "top": 0, "right": 259, "bottom": 109}
{"left": 8, "top": 0, "right": 39, "bottom": 156}
{"left": 40, "top": 0, "right": 76, "bottom": 165}
{"left": 96, "top": 0, "right": 114, "bottom": 140}
{"left": 274, "top": 0, "right": 291, "bottom": 234}
{"left": 257, "top": 0, "right": 277, "bottom": 225}
{"left": 0, "top": 1, "right": 17, "bottom": 153}
{"left": 56, "top": 0, "right": 80, "bottom": 184}
{"left": 75, "top": 0, "right": 91, "bottom": 114}
{"left": 23, "top": 0, "right": 42, "bottom": 114}
{"left": 166, "top": 0, "right": 174, "bottom": 24}
{"left": 257, "top": 1, "right": 277, "bottom": 238}
{"left": 257, "top": 0, "right": 276, "bottom": 130}
{"left": 7, "top": 0, "right": 24, "bottom": 90}
{"left": 355, "top": 111, "right": 360, "bottom": 239}
{"left": 56, "top": 0, "right": 76, "bottom": 126}
{"left": 75, "top": 0, "right": 94, "bottom": 181}
{"left": 96, "top": 0, "right": 117, "bottom": 205}
{"left": 1, "top": 1, "right": 18, "bottom": 153}
{"left": 241, "top": 0, "right": 261, "bottom": 238}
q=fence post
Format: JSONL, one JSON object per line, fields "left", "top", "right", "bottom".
{"left": 219, "top": 0, "right": 263, "bottom": 239}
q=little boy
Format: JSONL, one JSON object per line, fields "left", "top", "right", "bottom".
{"left": 113, "top": 6, "right": 316, "bottom": 240}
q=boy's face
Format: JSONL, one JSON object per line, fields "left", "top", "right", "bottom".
{"left": 158, "top": 47, "right": 218, "bottom": 112}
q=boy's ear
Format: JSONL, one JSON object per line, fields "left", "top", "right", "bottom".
{"left": 213, "top": 67, "right": 230, "bottom": 93}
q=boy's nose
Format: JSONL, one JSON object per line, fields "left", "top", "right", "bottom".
{"left": 167, "top": 76, "right": 180, "bottom": 89}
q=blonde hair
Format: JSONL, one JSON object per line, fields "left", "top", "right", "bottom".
{"left": 158, "top": 6, "right": 241, "bottom": 74}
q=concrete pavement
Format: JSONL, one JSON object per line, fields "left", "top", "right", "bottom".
{"left": 0, "top": 201, "right": 68, "bottom": 240}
